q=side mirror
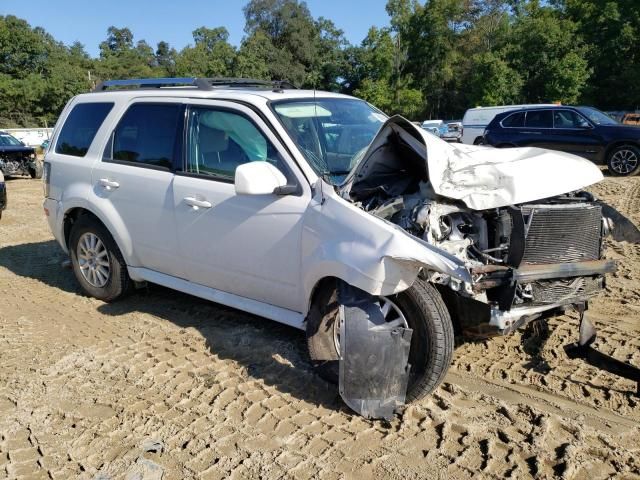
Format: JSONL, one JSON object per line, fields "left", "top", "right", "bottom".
{"left": 234, "top": 162, "right": 288, "bottom": 195}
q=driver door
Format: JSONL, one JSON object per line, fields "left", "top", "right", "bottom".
{"left": 172, "top": 100, "right": 310, "bottom": 312}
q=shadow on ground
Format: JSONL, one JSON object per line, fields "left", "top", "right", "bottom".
{"left": 0, "top": 239, "right": 572, "bottom": 411}
{"left": 0, "top": 239, "right": 346, "bottom": 412}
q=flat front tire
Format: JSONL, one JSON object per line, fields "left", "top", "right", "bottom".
{"left": 306, "top": 278, "right": 455, "bottom": 402}
{"left": 69, "top": 216, "right": 130, "bottom": 302}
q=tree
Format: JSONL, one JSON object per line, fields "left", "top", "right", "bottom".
{"left": 155, "top": 41, "right": 177, "bottom": 76}
{"left": 507, "top": 3, "right": 590, "bottom": 103}
{"left": 557, "top": 0, "right": 640, "bottom": 109}
{"left": 175, "top": 27, "right": 236, "bottom": 77}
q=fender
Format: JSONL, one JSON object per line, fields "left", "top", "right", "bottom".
{"left": 60, "top": 182, "right": 137, "bottom": 266}
{"left": 300, "top": 181, "right": 471, "bottom": 315}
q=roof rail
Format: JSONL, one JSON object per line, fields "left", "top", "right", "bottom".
{"left": 93, "top": 77, "right": 297, "bottom": 92}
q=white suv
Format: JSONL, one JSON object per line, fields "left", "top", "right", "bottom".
{"left": 44, "top": 78, "right": 615, "bottom": 418}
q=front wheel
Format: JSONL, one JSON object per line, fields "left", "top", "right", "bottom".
{"left": 607, "top": 145, "right": 640, "bottom": 176}
{"left": 29, "top": 161, "right": 43, "bottom": 179}
{"left": 306, "top": 278, "right": 454, "bottom": 402}
{"left": 69, "top": 216, "right": 131, "bottom": 302}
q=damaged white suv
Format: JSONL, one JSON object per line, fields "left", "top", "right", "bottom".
{"left": 44, "top": 78, "right": 617, "bottom": 418}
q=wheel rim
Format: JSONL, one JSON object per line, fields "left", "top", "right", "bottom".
{"left": 610, "top": 149, "right": 638, "bottom": 174}
{"left": 333, "top": 296, "right": 409, "bottom": 355}
{"left": 77, "top": 232, "right": 110, "bottom": 288}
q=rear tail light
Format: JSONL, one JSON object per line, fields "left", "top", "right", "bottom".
{"left": 43, "top": 162, "right": 51, "bottom": 198}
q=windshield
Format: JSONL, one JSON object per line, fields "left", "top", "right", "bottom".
{"left": 0, "top": 134, "right": 24, "bottom": 146}
{"left": 272, "top": 98, "right": 386, "bottom": 184}
{"left": 576, "top": 107, "right": 618, "bottom": 125}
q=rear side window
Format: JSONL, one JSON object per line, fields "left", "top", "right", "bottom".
{"left": 55, "top": 103, "right": 114, "bottom": 157}
{"left": 501, "top": 112, "right": 525, "bottom": 127}
{"left": 109, "top": 103, "right": 182, "bottom": 170}
{"left": 525, "top": 110, "right": 553, "bottom": 128}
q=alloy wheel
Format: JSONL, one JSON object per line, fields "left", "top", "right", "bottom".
{"left": 610, "top": 149, "right": 639, "bottom": 175}
{"left": 77, "top": 232, "right": 111, "bottom": 288}
{"left": 333, "top": 296, "right": 409, "bottom": 355}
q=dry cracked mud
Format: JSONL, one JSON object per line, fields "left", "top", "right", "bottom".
{"left": 0, "top": 174, "right": 638, "bottom": 479}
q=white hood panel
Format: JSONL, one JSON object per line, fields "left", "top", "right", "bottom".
{"left": 349, "top": 116, "right": 604, "bottom": 210}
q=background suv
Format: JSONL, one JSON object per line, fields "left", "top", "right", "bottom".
{"left": 484, "top": 106, "right": 640, "bottom": 176}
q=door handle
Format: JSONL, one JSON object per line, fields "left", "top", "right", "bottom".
{"left": 184, "top": 196, "right": 212, "bottom": 209}
{"left": 99, "top": 178, "right": 120, "bottom": 190}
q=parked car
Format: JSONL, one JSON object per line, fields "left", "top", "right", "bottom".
{"left": 44, "top": 78, "right": 617, "bottom": 418}
{"left": 622, "top": 113, "right": 640, "bottom": 126}
{"left": 0, "top": 170, "right": 6, "bottom": 220}
{"left": 461, "top": 104, "right": 556, "bottom": 145}
{"left": 484, "top": 105, "right": 640, "bottom": 176}
{"left": 441, "top": 120, "right": 462, "bottom": 142}
{"left": 0, "top": 131, "right": 43, "bottom": 178}
{"left": 421, "top": 120, "right": 446, "bottom": 137}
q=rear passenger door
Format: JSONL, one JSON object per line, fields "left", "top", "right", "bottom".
{"left": 521, "top": 110, "right": 554, "bottom": 148}
{"left": 91, "top": 99, "right": 185, "bottom": 277}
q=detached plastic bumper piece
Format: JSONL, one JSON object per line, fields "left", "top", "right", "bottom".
{"left": 337, "top": 281, "right": 413, "bottom": 420}
{"left": 565, "top": 307, "right": 640, "bottom": 396}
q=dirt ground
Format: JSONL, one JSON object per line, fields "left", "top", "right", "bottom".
{"left": 0, "top": 175, "right": 638, "bottom": 480}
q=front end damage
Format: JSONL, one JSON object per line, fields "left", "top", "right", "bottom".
{"left": 329, "top": 116, "right": 639, "bottom": 417}
{"left": 339, "top": 116, "right": 617, "bottom": 337}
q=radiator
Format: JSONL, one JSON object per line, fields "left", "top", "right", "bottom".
{"left": 520, "top": 204, "right": 602, "bottom": 265}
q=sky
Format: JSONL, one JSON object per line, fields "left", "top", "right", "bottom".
{"left": 1, "top": 0, "right": 392, "bottom": 57}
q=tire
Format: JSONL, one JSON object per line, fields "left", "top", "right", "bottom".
{"left": 69, "top": 215, "right": 131, "bottom": 302}
{"left": 29, "top": 161, "right": 43, "bottom": 179}
{"left": 607, "top": 145, "right": 640, "bottom": 176}
{"left": 306, "top": 278, "right": 454, "bottom": 403}
{"left": 473, "top": 137, "right": 485, "bottom": 146}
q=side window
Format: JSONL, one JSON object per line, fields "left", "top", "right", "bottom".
{"left": 553, "top": 110, "right": 590, "bottom": 129}
{"left": 501, "top": 112, "right": 525, "bottom": 128}
{"left": 56, "top": 103, "right": 114, "bottom": 157}
{"left": 186, "top": 107, "right": 290, "bottom": 182}
{"left": 108, "top": 103, "right": 182, "bottom": 169}
{"left": 525, "top": 110, "right": 553, "bottom": 128}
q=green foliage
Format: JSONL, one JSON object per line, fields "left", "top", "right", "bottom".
{"left": 175, "top": 27, "right": 236, "bottom": 77}
{"left": 1, "top": 1, "right": 639, "bottom": 126}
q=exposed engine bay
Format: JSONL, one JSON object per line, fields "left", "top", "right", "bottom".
{"left": 340, "top": 117, "right": 617, "bottom": 336}
{"left": 0, "top": 152, "right": 37, "bottom": 177}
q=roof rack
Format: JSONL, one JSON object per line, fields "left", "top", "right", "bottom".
{"left": 93, "top": 77, "right": 297, "bottom": 92}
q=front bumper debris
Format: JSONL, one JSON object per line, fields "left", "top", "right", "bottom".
{"left": 337, "top": 281, "right": 413, "bottom": 420}
{"left": 565, "top": 306, "right": 640, "bottom": 396}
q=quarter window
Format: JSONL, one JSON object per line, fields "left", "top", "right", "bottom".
{"left": 56, "top": 103, "right": 114, "bottom": 157}
{"left": 502, "top": 112, "right": 525, "bottom": 128}
{"left": 186, "top": 107, "right": 289, "bottom": 181}
{"left": 525, "top": 110, "right": 553, "bottom": 128}
{"left": 109, "top": 103, "right": 182, "bottom": 169}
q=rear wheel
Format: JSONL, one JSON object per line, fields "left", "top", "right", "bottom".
{"left": 607, "top": 145, "right": 640, "bottom": 176}
{"left": 69, "top": 216, "right": 131, "bottom": 302}
{"left": 473, "top": 137, "right": 485, "bottom": 145}
{"left": 306, "top": 278, "right": 454, "bottom": 402}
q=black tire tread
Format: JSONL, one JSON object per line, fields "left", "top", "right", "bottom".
{"left": 69, "top": 215, "right": 131, "bottom": 302}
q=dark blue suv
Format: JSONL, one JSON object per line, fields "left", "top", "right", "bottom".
{"left": 484, "top": 106, "right": 640, "bottom": 176}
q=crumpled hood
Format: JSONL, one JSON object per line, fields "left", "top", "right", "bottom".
{"left": 345, "top": 116, "right": 604, "bottom": 210}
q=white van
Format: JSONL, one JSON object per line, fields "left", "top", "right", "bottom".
{"left": 461, "top": 104, "right": 556, "bottom": 145}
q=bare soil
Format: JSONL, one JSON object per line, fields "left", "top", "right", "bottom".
{"left": 0, "top": 175, "right": 638, "bottom": 480}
